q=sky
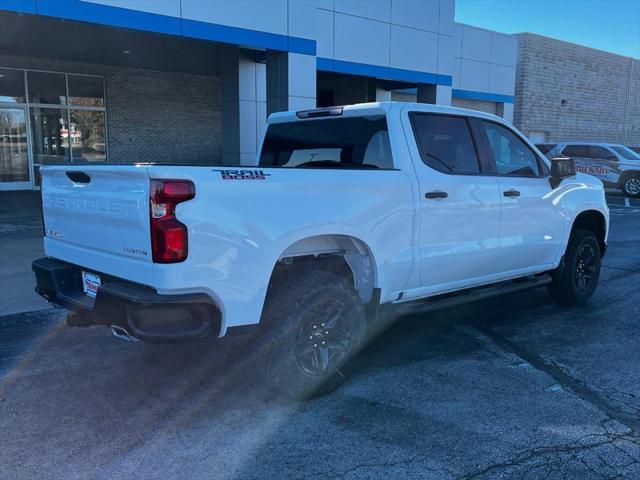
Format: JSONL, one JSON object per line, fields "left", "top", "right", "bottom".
{"left": 456, "top": 0, "right": 640, "bottom": 59}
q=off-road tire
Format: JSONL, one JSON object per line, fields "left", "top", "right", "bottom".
{"left": 548, "top": 228, "right": 601, "bottom": 305}
{"left": 257, "top": 266, "right": 366, "bottom": 399}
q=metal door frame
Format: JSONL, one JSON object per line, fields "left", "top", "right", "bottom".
{"left": 0, "top": 66, "right": 108, "bottom": 191}
{"left": 0, "top": 102, "right": 34, "bottom": 191}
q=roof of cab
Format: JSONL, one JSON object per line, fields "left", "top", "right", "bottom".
{"left": 557, "top": 141, "right": 628, "bottom": 148}
{"left": 267, "top": 101, "right": 507, "bottom": 125}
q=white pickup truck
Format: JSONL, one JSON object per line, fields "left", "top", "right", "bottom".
{"left": 33, "top": 102, "right": 609, "bottom": 396}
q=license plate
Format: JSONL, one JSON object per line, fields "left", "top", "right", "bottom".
{"left": 81, "top": 271, "right": 101, "bottom": 298}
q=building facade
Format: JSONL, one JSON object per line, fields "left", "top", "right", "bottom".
{"left": 389, "top": 23, "right": 517, "bottom": 119}
{"left": 0, "top": 0, "right": 517, "bottom": 191}
{"left": 514, "top": 33, "right": 640, "bottom": 146}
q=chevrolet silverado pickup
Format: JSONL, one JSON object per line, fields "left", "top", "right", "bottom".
{"left": 33, "top": 102, "right": 609, "bottom": 396}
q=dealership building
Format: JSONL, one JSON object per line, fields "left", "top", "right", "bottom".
{"left": 0, "top": 0, "right": 517, "bottom": 191}
{"left": 513, "top": 33, "right": 639, "bottom": 147}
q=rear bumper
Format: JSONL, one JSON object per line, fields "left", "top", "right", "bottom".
{"left": 32, "top": 257, "right": 221, "bottom": 342}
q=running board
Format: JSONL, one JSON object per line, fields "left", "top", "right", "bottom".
{"left": 395, "top": 274, "right": 552, "bottom": 315}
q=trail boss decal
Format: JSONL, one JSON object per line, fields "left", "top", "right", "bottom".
{"left": 213, "top": 169, "right": 271, "bottom": 180}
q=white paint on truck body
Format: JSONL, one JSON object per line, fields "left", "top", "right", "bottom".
{"left": 40, "top": 102, "right": 609, "bottom": 336}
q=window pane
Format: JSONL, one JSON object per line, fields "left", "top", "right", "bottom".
{"left": 259, "top": 116, "right": 392, "bottom": 169}
{"left": 0, "top": 69, "right": 25, "bottom": 103}
{"left": 589, "top": 146, "right": 614, "bottom": 160}
{"left": 411, "top": 114, "right": 479, "bottom": 174}
{"left": 30, "top": 107, "right": 70, "bottom": 164}
{"left": 482, "top": 121, "right": 540, "bottom": 177}
{"left": 562, "top": 145, "right": 589, "bottom": 157}
{"left": 611, "top": 145, "right": 640, "bottom": 160}
{"left": 68, "top": 75, "right": 104, "bottom": 107}
{"left": 0, "top": 108, "right": 29, "bottom": 182}
{"left": 70, "top": 110, "right": 106, "bottom": 162}
{"left": 27, "top": 71, "right": 66, "bottom": 105}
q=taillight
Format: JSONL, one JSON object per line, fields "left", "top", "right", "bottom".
{"left": 150, "top": 179, "right": 195, "bottom": 263}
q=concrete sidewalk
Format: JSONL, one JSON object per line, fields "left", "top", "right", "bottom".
{"left": 0, "top": 191, "right": 48, "bottom": 316}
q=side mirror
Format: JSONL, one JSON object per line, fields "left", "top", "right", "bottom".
{"left": 550, "top": 156, "right": 576, "bottom": 188}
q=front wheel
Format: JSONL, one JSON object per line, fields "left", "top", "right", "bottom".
{"left": 548, "top": 229, "right": 601, "bottom": 305}
{"left": 257, "top": 266, "right": 367, "bottom": 399}
{"left": 622, "top": 174, "right": 640, "bottom": 198}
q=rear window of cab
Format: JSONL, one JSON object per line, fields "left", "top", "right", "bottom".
{"left": 259, "top": 115, "right": 394, "bottom": 170}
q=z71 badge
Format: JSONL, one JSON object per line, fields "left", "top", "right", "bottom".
{"left": 213, "top": 169, "right": 271, "bottom": 180}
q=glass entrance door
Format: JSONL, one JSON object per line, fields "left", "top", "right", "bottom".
{"left": 0, "top": 107, "right": 31, "bottom": 190}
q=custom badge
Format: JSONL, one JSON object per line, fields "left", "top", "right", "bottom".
{"left": 212, "top": 169, "right": 271, "bottom": 180}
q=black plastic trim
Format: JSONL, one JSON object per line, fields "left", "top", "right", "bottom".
{"left": 395, "top": 274, "right": 552, "bottom": 315}
{"left": 32, "top": 257, "right": 220, "bottom": 342}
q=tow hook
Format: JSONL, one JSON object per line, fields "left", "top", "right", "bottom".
{"left": 35, "top": 287, "right": 54, "bottom": 306}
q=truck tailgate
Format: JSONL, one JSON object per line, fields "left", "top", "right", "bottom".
{"left": 41, "top": 165, "right": 154, "bottom": 285}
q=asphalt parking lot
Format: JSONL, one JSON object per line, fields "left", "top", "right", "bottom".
{"left": 1, "top": 195, "right": 640, "bottom": 479}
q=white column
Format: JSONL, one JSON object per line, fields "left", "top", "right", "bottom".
{"left": 221, "top": 50, "right": 267, "bottom": 166}
{"left": 375, "top": 87, "right": 391, "bottom": 102}
{"left": 436, "top": 85, "right": 452, "bottom": 106}
{"left": 267, "top": 52, "right": 316, "bottom": 114}
{"left": 498, "top": 103, "right": 514, "bottom": 123}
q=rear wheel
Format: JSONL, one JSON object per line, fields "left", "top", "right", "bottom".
{"left": 258, "top": 266, "right": 366, "bottom": 398}
{"left": 622, "top": 174, "right": 640, "bottom": 198}
{"left": 548, "top": 229, "right": 601, "bottom": 305}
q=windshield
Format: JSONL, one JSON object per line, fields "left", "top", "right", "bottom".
{"left": 611, "top": 145, "right": 640, "bottom": 160}
{"left": 259, "top": 115, "right": 394, "bottom": 169}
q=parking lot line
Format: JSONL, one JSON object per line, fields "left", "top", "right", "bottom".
{"left": 606, "top": 195, "right": 639, "bottom": 212}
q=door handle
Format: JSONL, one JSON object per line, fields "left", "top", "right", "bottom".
{"left": 66, "top": 171, "right": 91, "bottom": 184}
{"left": 503, "top": 189, "right": 521, "bottom": 198}
{"left": 425, "top": 191, "right": 448, "bottom": 199}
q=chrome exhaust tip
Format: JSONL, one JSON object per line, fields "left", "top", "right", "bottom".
{"left": 110, "top": 325, "right": 140, "bottom": 342}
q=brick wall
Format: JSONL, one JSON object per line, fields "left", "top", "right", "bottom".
{"left": 106, "top": 68, "right": 221, "bottom": 164}
{"left": 514, "top": 34, "right": 640, "bottom": 146}
{"left": 390, "top": 91, "right": 417, "bottom": 102}
{"left": 0, "top": 54, "right": 222, "bottom": 164}
{"left": 628, "top": 60, "right": 640, "bottom": 146}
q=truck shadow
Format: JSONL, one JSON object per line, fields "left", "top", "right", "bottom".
{"left": 0, "top": 279, "right": 629, "bottom": 478}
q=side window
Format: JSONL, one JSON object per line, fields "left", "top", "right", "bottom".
{"left": 590, "top": 146, "right": 616, "bottom": 161}
{"left": 259, "top": 115, "right": 393, "bottom": 169}
{"left": 482, "top": 121, "right": 540, "bottom": 177}
{"left": 363, "top": 130, "right": 393, "bottom": 169}
{"left": 410, "top": 113, "right": 480, "bottom": 174}
{"left": 562, "top": 145, "right": 589, "bottom": 158}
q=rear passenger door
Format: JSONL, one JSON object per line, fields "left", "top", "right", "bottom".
{"left": 479, "top": 120, "right": 565, "bottom": 274}
{"left": 587, "top": 146, "right": 618, "bottom": 184}
{"left": 404, "top": 111, "right": 502, "bottom": 294}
